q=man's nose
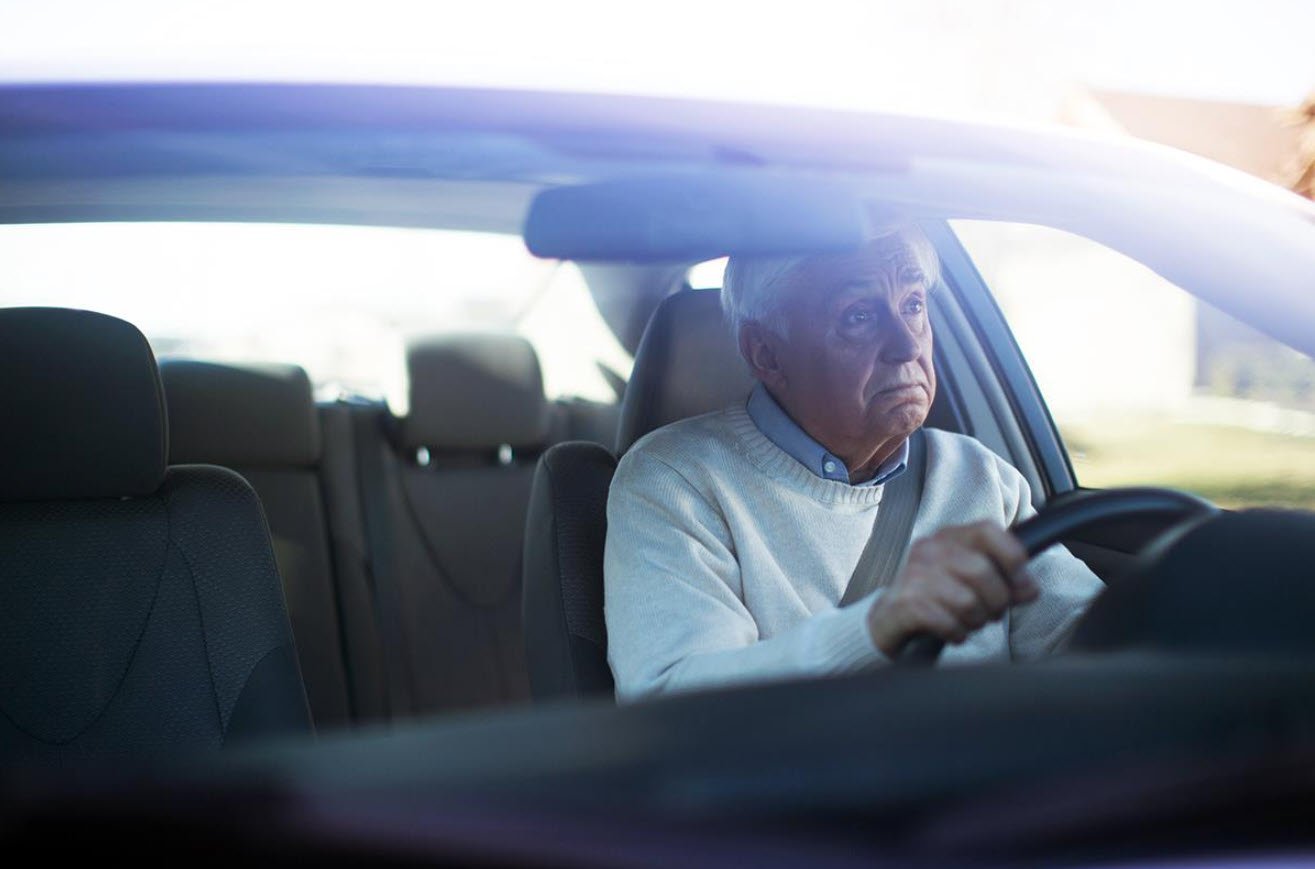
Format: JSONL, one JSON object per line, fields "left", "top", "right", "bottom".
{"left": 878, "top": 317, "right": 921, "bottom": 364}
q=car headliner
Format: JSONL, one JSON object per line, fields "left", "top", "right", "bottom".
{"left": 3, "top": 82, "right": 1315, "bottom": 356}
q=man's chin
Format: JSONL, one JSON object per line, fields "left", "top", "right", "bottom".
{"left": 873, "top": 402, "right": 929, "bottom": 439}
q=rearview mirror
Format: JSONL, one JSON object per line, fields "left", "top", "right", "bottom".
{"left": 523, "top": 174, "right": 868, "bottom": 261}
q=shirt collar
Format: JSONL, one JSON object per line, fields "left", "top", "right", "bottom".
{"left": 746, "top": 383, "right": 909, "bottom": 487}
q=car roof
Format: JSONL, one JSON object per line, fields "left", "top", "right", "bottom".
{"left": 4, "top": 82, "right": 1315, "bottom": 354}
{"left": 6, "top": 81, "right": 1309, "bottom": 189}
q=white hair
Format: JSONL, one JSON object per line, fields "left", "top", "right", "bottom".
{"left": 720, "top": 223, "right": 941, "bottom": 340}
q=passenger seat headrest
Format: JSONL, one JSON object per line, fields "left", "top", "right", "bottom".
{"left": 403, "top": 333, "right": 550, "bottom": 451}
{"left": 160, "top": 360, "right": 322, "bottom": 469}
{"left": 616, "top": 290, "right": 754, "bottom": 455}
{"left": 0, "top": 307, "right": 167, "bottom": 502}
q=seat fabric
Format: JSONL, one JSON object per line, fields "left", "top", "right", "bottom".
{"left": 343, "top": 333, "right": 550, "bottom": 717}
{"left": 522, "top": 442, "right": 618, "bottom": 700}
{"left": 0, "top": 308, "right": 310, "bottom": 763}
{"left": 526, "top": 290, "right": 750, "bottom": 701}
{"left": 317, "top": 403, "right": 393, "bottom": 723}
{"left": 161, "top": 360, "right": 353, "bottom": 729}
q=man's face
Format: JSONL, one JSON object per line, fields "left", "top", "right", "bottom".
{"left": 752, "top": 236, "right": 937, "bottom": 472}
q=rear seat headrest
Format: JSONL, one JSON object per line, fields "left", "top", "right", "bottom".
{"left": 402, "top": 333, "right": 550, "bottom": 451}
{"left": 0, "top": 307, "right": 167, "bottom": 502}
{"left": 160, "top": 360, "right": 321, "bottom": 469}
{"left": 616, "top": 290, "right": 754, "bottom": 456}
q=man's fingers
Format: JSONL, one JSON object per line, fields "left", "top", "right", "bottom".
{"left": 937, "top": 576, "right": 992, "bottom": 628}
{"left": 884, "top": 522, "right": 1041, "bottom": 652}
{"left": 907, "top": 598, "right": 969, "bottom": 646}
{"left": 950, "top": 522, "right": 1034, "bottom": 605}
{"left": 965, "top": 521, "right": 1029, "bottom": 579}
{"left": 941, "top": 549, "right": 1012, "bottom": 616}
{"left": 1011, "top": 570, "right": 1040, "bottom": 602}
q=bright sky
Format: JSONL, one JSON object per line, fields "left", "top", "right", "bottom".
{"left": 2, "top": 0, "right": 1313, "bottom": 120}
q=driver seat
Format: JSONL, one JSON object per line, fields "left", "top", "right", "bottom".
{"left": 523, "top": 288, "right": 958, "bottom": 701}
{"left": 523, "top": 289, "right": 753, "bottom": 701}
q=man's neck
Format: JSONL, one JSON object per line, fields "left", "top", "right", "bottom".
{"left": 754, "top": 384, "right": 908, "bottom": 486}
{"left": 844, "top": 439, "right": 907, "bottom": 483}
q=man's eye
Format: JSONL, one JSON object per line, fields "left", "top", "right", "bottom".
{"left": 842, "top": 308, "right": 873, "bottom": 328}
{"left": 903, "top": 298, "right": 926, "bottom": 316}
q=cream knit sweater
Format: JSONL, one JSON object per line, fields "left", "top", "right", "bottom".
{"left": 604, "top": 402, "right": 1103, "bottom": 702}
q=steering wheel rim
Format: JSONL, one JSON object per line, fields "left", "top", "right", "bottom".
{"left": 893, "top": 487, "right": 1219, "bottom": 667}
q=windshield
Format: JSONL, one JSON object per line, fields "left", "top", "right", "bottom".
{"left": 6, "top": 3, "right": 1315, "bottom": 864}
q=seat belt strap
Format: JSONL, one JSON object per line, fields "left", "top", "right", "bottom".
{"left": 351, "top": 408, "right": 415, "bottom": 720}
{"left": 839, "top": 428, "right": 928, "bottom": 607}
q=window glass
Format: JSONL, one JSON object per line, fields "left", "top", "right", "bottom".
{"left": 953, "top": 220, "right": 1315, "bottom": 510}
{"left": 0, "top": 222, "right": 631, "bottom": 412}
{"left": 518, "top": 261, "right": 634, "bottom": 403}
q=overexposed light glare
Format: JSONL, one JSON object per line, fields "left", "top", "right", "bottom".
{"left": 953, "top": 220, "right": 1195, "bottom": 420}
{"left": 687, "top": 257, "right": 728, "bottom": 290}
{"left": 0, "top": 223, "right": 629, "bottom": 409}
{"left": 519, "top": 263, "right": 634, "bottom": 403}
{"left": 1, "top": 0, "right": 1313, "bottom": 121}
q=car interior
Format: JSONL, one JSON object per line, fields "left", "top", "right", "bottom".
{"left": 0, "top": 281, "right": 968, "bottom": 741}
{"left": 5, "top": 83, "right": 1315, "bottom": 864}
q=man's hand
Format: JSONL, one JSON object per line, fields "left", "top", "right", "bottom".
{"left": 866, "top": 521, "right": 1036, "bottom": 657}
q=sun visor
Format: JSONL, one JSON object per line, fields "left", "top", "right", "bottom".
{"left": 523, "top": 174, "right": 869, "bottom": 261}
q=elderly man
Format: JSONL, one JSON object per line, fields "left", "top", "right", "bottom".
{"left": 603, "top": 224, "right": 1103, "bottom": 702}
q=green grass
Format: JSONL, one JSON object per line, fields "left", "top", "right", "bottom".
{"left": 1059, "top": 420, "right": 1315, "bottom": 511}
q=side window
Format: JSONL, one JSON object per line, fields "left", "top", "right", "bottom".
{"left": 688, "top": 257, "right": 728, "bottom": 290}
{"left": 518, "top": 261, "right": 634, "bottom": 403}
{"left": 953, "top": 220, "right": 1315, "bottom": 511}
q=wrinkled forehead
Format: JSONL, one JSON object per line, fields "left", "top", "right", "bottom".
{"left": 791, "top": 233, "right": 939, "bottom": 294}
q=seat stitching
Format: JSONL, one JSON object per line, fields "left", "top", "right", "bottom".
{"left": 164, "top": 485, "right": 228, "bottom": 735}
{"left": 542, "top": 453, "right": 583, "bottom": 692}
{"left": 218, "top": 644, "right": 284, "bottom": 743}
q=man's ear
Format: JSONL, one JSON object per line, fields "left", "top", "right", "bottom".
{"left": 739, "top": 321, "right": 788, "bottom": 391}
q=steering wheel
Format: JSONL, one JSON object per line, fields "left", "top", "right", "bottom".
{"left": 894, "top": 487, "right": 1218, "bottom": 667}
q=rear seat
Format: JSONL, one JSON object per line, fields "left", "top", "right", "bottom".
{"left": 163, "top": 335, "right": 607, "bottom": 724}
{"left": 160, "top": 360, "right": 356, "bottom": 730}
{"left": 354, "top": 333, "right": 545, "bottom": 715}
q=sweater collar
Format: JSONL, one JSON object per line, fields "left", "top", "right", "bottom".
{"left": 746, "top": 383, "right": 908, "bottom": 487}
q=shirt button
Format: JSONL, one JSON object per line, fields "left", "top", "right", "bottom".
{"left": 823, "top": 460, "right": 837, "bottom": 474}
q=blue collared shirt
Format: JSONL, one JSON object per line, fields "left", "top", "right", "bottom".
{"left": 746, "top": 383, "right": 909, "bottom": 487}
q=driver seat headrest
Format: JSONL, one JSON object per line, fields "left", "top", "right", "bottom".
{"left": 616, "top": 290, "right": 753, "bottom": 455}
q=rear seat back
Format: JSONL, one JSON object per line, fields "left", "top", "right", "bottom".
{"left": 161, "top": 335, "right": 602, "bottom": 724}
{"left": 317, "top": 402, "right": 392, "bottom": 724}
{"left": 160, "top": 360, "right": 354, "bottom": 729}
{"left": 371, "top": 333, "right": 547, "bottom": 714}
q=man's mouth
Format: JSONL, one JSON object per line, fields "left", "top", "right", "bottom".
{"left": 875, "top": 383, "right": 925, "bottom": 397}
